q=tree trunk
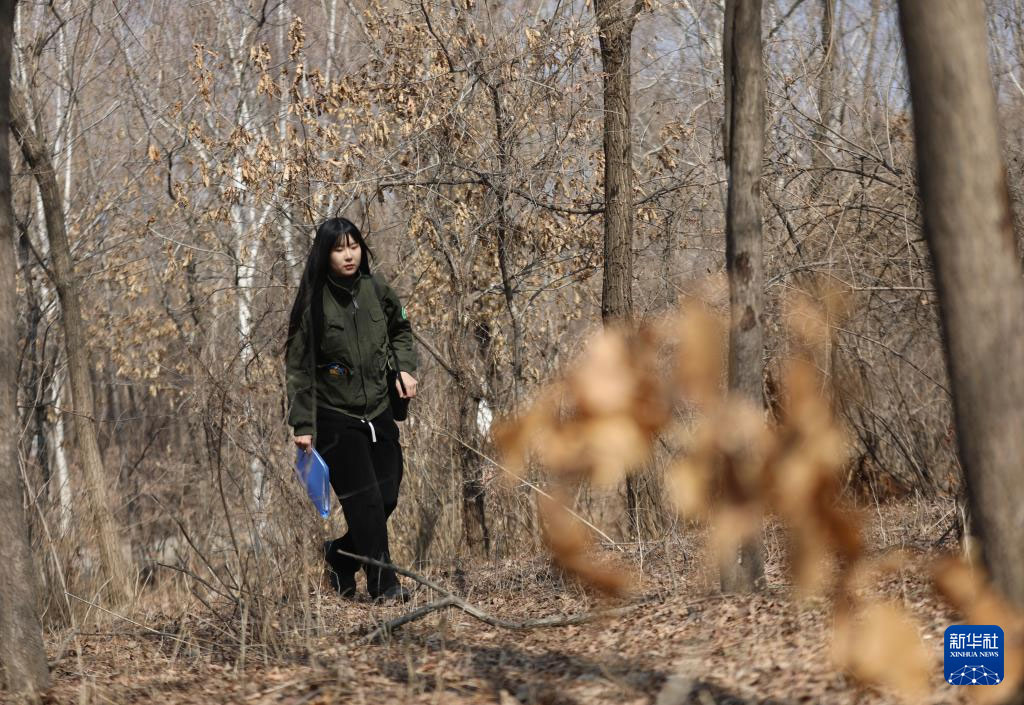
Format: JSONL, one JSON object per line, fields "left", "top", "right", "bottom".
{"left": 487, "top": 81, "right": 525, "bottom": 403}
{"left": 809, "top": 0, "right": 836, "bottom": 197}
{"left": 459, "top": 390, "right": 491, "bottom": 555}
{"left": 451, "top": 301, "right": 491, "bottom": 557}
{"left": 897, "top": 0, "right": 1024, "bottom": 610}
{"left": 596, "top": 0, "right": 638, "bottom": 325}
{"left": 721, "top": 0, "right": 766, "bottom": 594}
{"left": 596, "top": 0, "right": 643, "bottom": 540}
{"left": 10, "top": 82, "right": 135, "bottom": 606}
{"left": 0, "top": 0, "right": 51, "bottom": 694}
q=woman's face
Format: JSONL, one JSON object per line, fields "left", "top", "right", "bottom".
{"left": 329, "top": 234, "right": 362, "bottom": 276}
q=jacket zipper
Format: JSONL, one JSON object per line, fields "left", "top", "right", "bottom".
{"left": 351, "top": 289, "right": 375, "bottom": 441}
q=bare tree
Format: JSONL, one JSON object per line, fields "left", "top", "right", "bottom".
{"left": 809, "top": 0, "right": 837, "bottom": 198}
{"left": 10, "top": 79, "right": 134, "bottom": 606}
{"left": 0, "top": 0, "right": 51, "bottom": 696}
{"left": 596, "top": 0, "right": 641, "bottom": 325}
{"left": 721, "top": 0, "right": 766, "bottom": 593}
{"left": 4, "top": 0, "right": 999, "bottom": 626}
{"left": 897, "top": 0, "right": 1024, "bottom": 609}
{"left": 595, "top": 0, "right": 643, "bottom": 537}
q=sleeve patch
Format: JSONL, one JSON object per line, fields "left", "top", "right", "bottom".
{"left": 401, "top": 306, "right": 408, "bottom": 320}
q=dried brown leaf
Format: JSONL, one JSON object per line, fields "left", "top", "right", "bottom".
{"left": 709, "top": 505, "right": 764, "bottom": 567}
{"left": 832, "top": 602, "right": 931, "bottom": 701}
{"left": 671, "top": 304, "right": 724, "bottom": 407}
{"left": 490, "top": 387, "right": 561, "bottom": 479}
{"left": 783, "top": 282, "right": 851, "bottom": 354}
{"left": 579, "top": 415, "right": 650, "bottom": 486}
{"left": 570, "top": 329, "right": 636, "bottom": 417}
{"left": 665, "top": 456, "right": 712, "bottom": 518}
{"left": 538, "top": 492, "right": 634, "bottom": 597}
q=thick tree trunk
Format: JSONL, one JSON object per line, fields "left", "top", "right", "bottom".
{"left": 721, "top": 0, "right": 766, "bottom": 594}
{"left": 0, "top": 0, "right": 51, "bottom": 695}
{"left": 596, "top": 0, "right": 643, "bottom": 539}
{"left": 897, "top": 0, "right": 1024, "bottom": 609}
{"left": 10, "top": 83, "right": 135, "bottom": 606}
{"left": 596, "top": 0, "right": 637, "bottom": 325}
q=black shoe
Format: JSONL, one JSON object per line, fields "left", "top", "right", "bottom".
{"left": 323, "top": 541, "right": 357, "bottom": 598}
{"left": 373, "top": 584, "right": 411, "bottom": 603}
{"left": 326, "top": 567, "right": 357, "bottom": 598}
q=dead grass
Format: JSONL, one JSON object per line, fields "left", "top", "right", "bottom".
{"left": 18, "top": 497, "right": 977, "bottom": 705}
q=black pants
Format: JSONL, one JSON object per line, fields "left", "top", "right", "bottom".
{"left": 315, "top": 406, "right": 403, "bottom": 595}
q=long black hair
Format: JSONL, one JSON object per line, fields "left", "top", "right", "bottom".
{"left": 284, "top": 217, "right": 373, "bottom": 357}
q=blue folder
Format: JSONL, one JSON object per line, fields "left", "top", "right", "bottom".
{"left": 294, "top": 447, "right": 332, "bottom": 519}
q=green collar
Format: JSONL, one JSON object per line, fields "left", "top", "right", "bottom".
{"left": 326, "top": 270, "right": 361, "bottom": 295}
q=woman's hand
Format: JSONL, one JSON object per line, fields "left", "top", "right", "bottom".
{"left": 294, "top": 434, "right": 313, "bottom": 453}
{"left": 397, "top": 371, "right": 418, "bottom": 398}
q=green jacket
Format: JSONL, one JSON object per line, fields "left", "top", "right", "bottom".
{"left": 286, "top": 272, "right": 417, "bottom": 436}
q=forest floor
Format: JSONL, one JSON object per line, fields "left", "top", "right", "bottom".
{"left": 23, "top": 498, "right": 975, "bottom": 705}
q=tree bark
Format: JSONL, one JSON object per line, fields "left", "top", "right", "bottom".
{"left": 0, "top": 0, "right": 51, "bottom": 695}
{"left": 486, "top": 80, "right": 524, "bottom": 402}
{"left": 459, "top": 391, "right": 491, "bottom": 555}
{"left": 596, "top": 0, "right": 639, "bottom": 324}
{"left": 10, "top": 81, "right": 135, "bottom": 606}
{"left": 596, "top": 0, "right": 643, "bottom": 540}
{"left": 810, "top": 0, "right": 836, "bottom": 197}
{"left": 452, "top": 301, "right": 490, "bottom": 556}
{"left": 897, "top": 0, "right": 1024, "bottom": 610}
{"left": 721, "top": 0, "right": 766, "bottom": 593}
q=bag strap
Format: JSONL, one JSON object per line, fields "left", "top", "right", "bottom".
{"left": 369, "top": 275, "right": 408, "bottom": 396}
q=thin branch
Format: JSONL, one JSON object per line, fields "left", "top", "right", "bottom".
{"left": 409, "top": 416, "right": 622, "bottom": 549}
{"left": 336, "top": 551, "right": 650, "bottom": 644}
{"left": 64, "top": 592, "right": 215, "bottom": 652}
{"left": 767, "top": 0, "right": 809, "bottom": 39}
{"left": 411, "top": 329, "right": 464, "bottom": 385}
{"left": 418, "top": 0, "right": 458, "bottom": 74}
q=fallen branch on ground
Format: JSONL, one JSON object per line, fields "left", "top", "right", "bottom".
{"left": 332, "top": 550, "right": 652, "bottom": 644}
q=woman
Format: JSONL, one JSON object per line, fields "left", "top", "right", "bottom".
{"left": 284, "top": 217, "right": 418, "bottom": 602}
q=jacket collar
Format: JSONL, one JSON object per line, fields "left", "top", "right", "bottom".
{"left": 326, "top": 270, "right": 362, "bottom": 299}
